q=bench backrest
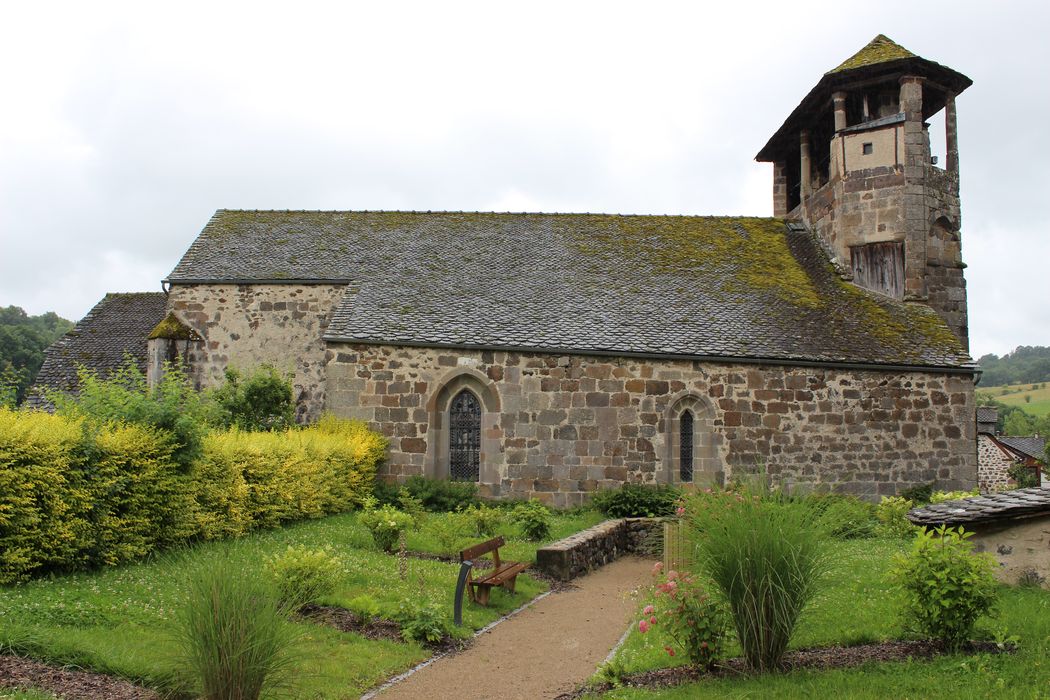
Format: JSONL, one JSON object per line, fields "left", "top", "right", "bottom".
{"left": 460, "top": 535, "right": 506, "bottom": 563}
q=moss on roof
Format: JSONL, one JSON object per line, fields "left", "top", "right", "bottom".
{"left": 572, "top": 216, "right": 823, "bottom": 308}
{"left": 829, "top": 34, "right": 916, "bottom": 74}
{"left": 148, "top": 312, "right": 202, "bottom": 340}
{"left": 168, "top": 209, "right": 972, "bottom": 369}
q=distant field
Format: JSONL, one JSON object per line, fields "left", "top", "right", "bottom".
{"left": 976, "top": 381, "right": 1050, "bottom": 417}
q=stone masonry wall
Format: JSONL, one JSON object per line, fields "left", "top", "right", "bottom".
{"left": 977, "top": 434, "right": 1015, "bottom": 493}
{"left": 795, "top": 121, "right": 967, "bottom": 351}
{"left": 970, "top": 516, "right": 1050, "bottom": 588}
{"left": 167, "top": 283, "right": 345, "bottom": 422}
{"left": 325, "top": 343, "right": 977, "bottom": 507}
{"left": 535, "top": 518, "right": 661, "bottom": 581}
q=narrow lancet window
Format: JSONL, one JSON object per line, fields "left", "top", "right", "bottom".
{"left": 680, "top": 410, "right": 694, "bottom": 482}
{"left": 449, "top": 389, "right": 481, "bottom": 481}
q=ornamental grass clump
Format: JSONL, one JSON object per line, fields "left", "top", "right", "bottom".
{"left": 175, "top": 559, "right": 300, "bottom": 700}
{"left": 685, "top": 488, "right": 828, "bottom": 672}
{"left": 890, "top": 525, "right": 999, "bottom": 649}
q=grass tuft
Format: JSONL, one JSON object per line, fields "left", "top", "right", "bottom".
{"left": 686, "top": 489, "right": 828, "bottom": 672}
{"left": 174, "top": 554, "right": 301, "bottom": 700}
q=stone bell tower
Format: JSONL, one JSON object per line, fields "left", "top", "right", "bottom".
{"left": 756, "top": 35, "right": 973, "bottom": 350}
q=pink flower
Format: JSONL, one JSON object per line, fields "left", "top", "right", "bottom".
{"left": 649, "top": 615, "right": 657, "bottom": 625}
{"left": 643, "top": 604, "right": 655, "bottom": 615}
{"left": 667, "top": 570, "right": 679, "bottom": 581}
{"left": 639, "top": 619, "right": 650, "bottom": 633}
{"left": 676, "top": 506, "right": 686, "bottom": 516}
{"left": 651, "top": 562, "right": 663, "bottom": 575}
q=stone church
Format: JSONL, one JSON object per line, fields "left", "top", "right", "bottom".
{"left": 35, "top": 36, "right": 978, "bottom": 506}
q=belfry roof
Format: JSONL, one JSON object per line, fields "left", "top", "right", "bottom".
{"left": 828, "top": 34, "right": 917, "bottom": 74}
{"left": 166, "top": 210, "right": 973, "bottom": 371}
{"left": 756, "top": 35, "right": 972, "bottom": 162}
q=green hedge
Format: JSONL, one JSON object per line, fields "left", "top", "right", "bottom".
{"left": 0, "top": 409, "right": 385, "bottom": 583}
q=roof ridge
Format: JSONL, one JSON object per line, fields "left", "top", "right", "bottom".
{"left": 103, "top": 291, "right": 166, "bottom": 299}
{"left": 211, "top": 209, "right": 783, "bottom": 220}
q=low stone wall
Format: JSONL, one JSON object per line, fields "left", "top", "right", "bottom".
{"left": 969, "top": 516, "right": 1050, "bottom": 588}
{"left": 535, "top": 518, "right": 661, "bottom": 581}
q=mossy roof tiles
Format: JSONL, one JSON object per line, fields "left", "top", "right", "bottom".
{"left": 167, "top": 210, "right": 971, "bottom": 370}
{"left": 828, "top": 34, "right": 916, "bottom": 74}
{"left": 27, "top": 292, "right": 168, "bottom": 407}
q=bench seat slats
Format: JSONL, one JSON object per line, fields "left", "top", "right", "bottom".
{"left": 460, "top": 536, "right": 527, "bottom": 606}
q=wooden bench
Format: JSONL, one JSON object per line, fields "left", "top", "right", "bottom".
{"left": 460, "top": 536, "right": 529, "bottom": 606}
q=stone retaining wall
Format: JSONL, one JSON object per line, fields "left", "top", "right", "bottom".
{"left": 535, "top": 518, "right": 661, "bottom": 581}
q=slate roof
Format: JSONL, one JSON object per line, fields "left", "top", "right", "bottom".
{"left": 167, "top": 210, "right": 973, "bottom": 370}
{"left": 998, "top": 436, "right": 1047, "bottom": 463}
{"left": 829, "top": 34, "right": 916, "bottom": 74}
{"left": 908, "top": 488, "right": 1050, "bottom": 526}
{"left": 976, "top": 406, "right": 999, "bottom": 424}
{"left": 26, "top": 292, "right": 167, "bottom": 408}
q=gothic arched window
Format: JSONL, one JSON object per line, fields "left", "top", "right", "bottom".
{"left": 679, "top": 409, "right": 694, "bottom": 482}
{"left": 449, "top": 389, "right": 481, "bottom": 482}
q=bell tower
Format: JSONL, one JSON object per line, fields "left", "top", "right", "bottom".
{"left": 757, "top": 35, "right": 973, "bottom": 350}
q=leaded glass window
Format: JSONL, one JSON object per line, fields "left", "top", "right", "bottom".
{"left": 680, "top": 410, "right": 694, "bottom": 482}
{"left": 449, "top": 389, "right": 481, "bottom": 482}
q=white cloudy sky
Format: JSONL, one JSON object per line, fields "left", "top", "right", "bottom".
{"left": 1, "top": 0, "right": 1046, "bottom": 360}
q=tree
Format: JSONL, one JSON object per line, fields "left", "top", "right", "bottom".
{"left": 1003, "top": 410, "right": 1034, "bottom": 437}
{"left": 977, "top": 346, "right": 1050, "bottom": 387}
{"left": 0, "top": 306, "right": 74, "bottom": 404}
{"left": 208, "top": 365, "right": 295, "bottom": 431}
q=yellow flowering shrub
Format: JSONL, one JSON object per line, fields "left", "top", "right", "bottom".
{"left": 193, "top": 415, "right": 385, "bottom": 536}
{"left": 0, "top": 408, "right": 85, "bottom": 582}
{"left": 0, "top": 408, "right": 385, "bottom": 582}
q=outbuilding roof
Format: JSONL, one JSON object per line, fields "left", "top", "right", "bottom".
{"left": 908, "top": 488, "right": 1050, "bottom": 527}
{"left": 976, "top": 406, "right": 999, "bottom": 424}
{"left": 26, "top": 292, "right": 167, "bottom": 408}
{"left": 998, "top": 436, "right": 1047, "bottom": 463}
{"left": 167, "top": 210, "right": 972, "bottom": 370}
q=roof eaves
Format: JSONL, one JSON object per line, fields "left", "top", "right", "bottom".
{"left": 165, "top": 278, "right": 353, "bottom": 285}
{"left": 319, "top": 336, "right": 980, "bottom": 375}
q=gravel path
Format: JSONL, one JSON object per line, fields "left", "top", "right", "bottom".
{"left": 374, "top": 556, "right": 653, "bottom": 700}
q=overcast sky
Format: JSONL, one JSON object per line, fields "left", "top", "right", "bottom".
{"left": 1, "top": 0, "right": 1046, "bottom": 359}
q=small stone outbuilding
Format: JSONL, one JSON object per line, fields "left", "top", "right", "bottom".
{"left": 26, "top": 292, "right": 168, "bottom": 409}
{"left": 975, "top": 406, "right": 1045, "bottom": 492}
{"left": 909, "top": 488, "right": 1050, "bottom": 587}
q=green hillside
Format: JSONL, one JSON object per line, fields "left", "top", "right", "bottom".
{"left": 976, "top": 381, "right": 1050, "bottom": 418}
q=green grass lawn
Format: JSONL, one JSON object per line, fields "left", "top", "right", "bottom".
{"left": 0, "top": 690, "right": 58, "bottom": 700}
{"left": 976, "top": 382, "right": 1050, "bottom": 417}
{"left": 0, "top": 508, "right": 597, "bottom": 698}
{"left": 594, "top": 539, "right": 1050, "bottom": 698}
